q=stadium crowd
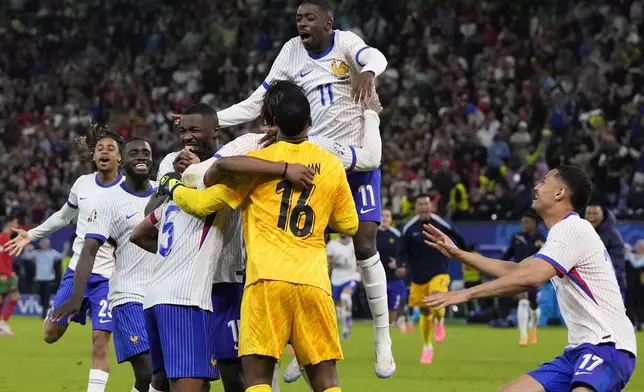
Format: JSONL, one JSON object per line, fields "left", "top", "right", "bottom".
{"left": 2, "top": 0, "right": 644, "bottom": 226}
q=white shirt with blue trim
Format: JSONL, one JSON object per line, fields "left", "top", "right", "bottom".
{"left": 535, "top": 213, "right": 636, "bottom": 355}
{"left": 85, "top": 181, "right": 158, "bottom": 309}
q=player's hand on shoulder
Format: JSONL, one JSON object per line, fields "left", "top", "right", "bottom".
{"left": 173, "top": 147, "right": 200, "bottom": 173}
{"left": 353, "top": 71, "right": 375, "bottom": 103}
{"left": 422, "top": 223, "right": 461, "bottom": 259}
{"left": 158, "top": 172, "right": 184, "bottom": 198}
{"left": 284, "top": 163, "right": 315, "bottom": 189}
{"left": 259, "top": 126, "right": 279, "bottom": 148}
{"left": 361, "top": 88, "right": 382, "bottom": 114}
{"left": 5, "top": 228, "right": 31, "bottom": 256}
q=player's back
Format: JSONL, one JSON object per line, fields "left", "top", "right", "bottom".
{"left": 242, "top": 141, "right": 358, "bottom": 293}
{"left": 69, "top": 172, "right": 123, "bottom": 278}
{"left": 537, "top": 214, "right": 636, "bottom": 355}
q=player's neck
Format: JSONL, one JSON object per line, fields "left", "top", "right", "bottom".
{"left": 541, "top": 207, "right": 576, "bottom": 229}
{"left": 97, "top": 170, "right": 119, "bottom": 185}
{"left": 123, "top": 176, "right": 150, "bottom": 194}
{"left": 309, "top": 34, "right": 334, "bottom": 56}
{"left": 278, "top": 134, "right": 308, "bottom": 144}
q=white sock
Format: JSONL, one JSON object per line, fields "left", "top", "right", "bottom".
{"left": 149, "top": 387, "right": 164, "bottom": 392}
{"left": 423, "top": 343, "right": 433, "bottom": 350}
{"left": 131, "top": 387, "right": 143, "bottom": 392}
{"left": 336, "top": 305, "right": 345, "bottom": 324}
{"left": 357, "top": 252, "right": 391, "bottom": 345}
{"left": 518, "top": 299, "right": 530, "bottom": 339}
{"left": 272, "top": 363, "right": 281, "bottom": 392}
{"left": 87, "top": 369, "right": 109, "bottom": 392}
{"left": 341, "top": 292, "right": 353, "bottom": 325}
{"left": 529, "top": 307, "right": 540, "bottom": 329}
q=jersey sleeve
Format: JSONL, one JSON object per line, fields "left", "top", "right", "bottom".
{"left": 534, "top": 226, "right": 576, "bottom": 275}
{"left": 28, "top": 180, "right": 80, "bottom": 241}
{"left": 67, "top": 176, "right": 81, "bottom": 208}
{"left": 182, "top": 157, "right": 216, "bottom": 189}
{"left": 309, "top": 136, "right": 356, "bottom": 170}
{"left": 149, "top": 205, "right": 164, "bottom": 229}
{"left": 328, "top": 162, "right": 359, "bottom": 235}
{"left": 85, "top": 196, "right": 116, "bottom": 244}
{"left": 157, "top": 152, "right": 178, "bottom": 181}
{"left": 173, "top": 175, "right": 253, "bottom": 217}
{"left": 340, "top": 31, "right": 387, "bottom": 77}
{"left": 216, "top": 133, "right": 263, "bottom": 158}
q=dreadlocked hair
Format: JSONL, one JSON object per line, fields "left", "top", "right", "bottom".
{"left": 76, "top": 119, "right": 125, "bottom": 159}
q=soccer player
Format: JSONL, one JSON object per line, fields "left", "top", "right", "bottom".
{"left": 502, "top": 209, "right": 545, "bottom": 346}
{"left": 423, "top": 165, "right": 637, "bottom": 392}
{"left": 215, "top": 0, "right": 394, "bottom": 376}
{"left": 160, "top": 85, "right": 358, "bottom": 392}
{"left": 5, "top": 123, "right": 123, "bottom": 392}
{"left": 376, "top": 208, "right": 407, "bottom": 332}
{"left": 0, "top": 215, "right": 20, "bottom": 335}
{"left": 51, "top": 137, "right": 157, "bottom": 392}
{"left": 327, "top": 234, "right": 359, "bottom": 340}
{"left": 399, "top": 195, "right": 467, "bottom": 364}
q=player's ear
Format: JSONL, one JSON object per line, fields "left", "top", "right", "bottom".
{"left": 554, "top": 186, "right": 566, "bottom": 202}
{"left": 325, "top": 17, "right": 333, "bottom": 31}
{"left": 213, "top": 125, "right": 221, "bottom": 139}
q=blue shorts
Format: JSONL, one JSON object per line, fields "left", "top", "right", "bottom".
{"left": 387, "top": 279, "right": 406, "bottom": 311}
{"left": 528, "top": 289, "right": 539, "bottom": 306}
{"left": 144, "top": 305, "right": 219, "bottom": 380}
{"left": 332, "top": 280, "right": 357, "bottom": 302}
{"left": 528, "top": 343, "right": 636, "bottom": 392}
{"left": 113, "top": 302, "right": 150, "bottom": 363}
{"left": 347, "top": 169, "right": 381, "bottom": 223}
{"left": 50, "top": 268, "right": 113, "bottom": 332}
{"left": 211, "top": 283, "right": 243, "bottom": 360}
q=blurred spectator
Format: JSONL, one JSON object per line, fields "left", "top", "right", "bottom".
{"left": 21, "top": 238, "right": 65, "bottom": 318}
{"left": 625, "top": 240, "right": 644, "bottom": 329}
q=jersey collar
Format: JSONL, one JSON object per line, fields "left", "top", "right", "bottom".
{"left": 309, "top": 30, "right": 336, "bottom": 60}
{"left": 95, "top": 172, "right": 123, "bottom": 188}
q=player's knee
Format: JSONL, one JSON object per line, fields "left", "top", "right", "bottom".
{"left": 353, "top": 224, "right": 378, "bottom": 260}
{"left": 152, "top": 372, "right": 169, "bottom": 391}
{"left": 43, "top": 323, "right": 64, "bottom": 344}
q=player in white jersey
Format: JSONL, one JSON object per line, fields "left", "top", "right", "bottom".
{"left": 218, "top": 12, "right": 395, "bottom": 371}
{"left": 51, "top": 138, "right": 157, "bottom": 392}
{"left": 423, "top": 165, "right": 637, "bottom": 392}
{"left": 328, "top": 235, "right": 359, "bottom": 340}
{"left": 6, "top": 124, "right": 124, "bottom": 392}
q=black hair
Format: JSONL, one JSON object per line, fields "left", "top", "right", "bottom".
{"left": 415, "top": 194, "right": 432, "bottom": 202}
{"left": 555, "top": 165, "right": 593, "bottom": 212}
{"left": 300, "top": 0, "right": 334, "bottom": 17}
{"left": 76, "top": 120, "right": 125, "bottom": 159}
{"left": 125, "top": 136, "right": 148, "bottom": 146}
{"left": 262, "top": 80, "right": 307, "bottom": 126}
{"left": 183, "top": 102, "right": 218, "bottom": 118}
{"left": 264, "top": 80, "right": 311, "bottom": 137}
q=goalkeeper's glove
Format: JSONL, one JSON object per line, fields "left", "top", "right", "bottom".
{"left": 157, "top": 172, "right": 184, "bottom": 199}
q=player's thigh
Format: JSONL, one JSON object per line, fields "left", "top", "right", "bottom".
{"left": 291, "top": 284, "right": 343, "bottom": 367}
{"left": 211, "top": 283, "right": 243, "bottom": 361}
{"left": 91, "top": 329, "right": 111, "bottom": 359}
{"left": 112, "top": 303, "right": 150, "bottom": 364}
{"left": 154, "top": 304, "right": 219, "bottom": 381}
{"left": 304, "top": 360, "right": 339, "bottom": 392}
{"left": 408, "top": 282, "right": 430, "bottom": 308}
{"left": 498, "top": 374, "right": 546, "bottom": 392}
{"left": 241, "top": 355, "right": 277, "bottom": 388}
{"left": 86, "top": 275, "right": 114, "bottom": 332}
{"left": 341, "top": 281, "right": 357, "bottom": 297}
{"left": 570, "top": 343, "right": 636, "bottom": 392}
{"left": 239, "top": 281, "right": 293, "bottom": 361}
{"left": 428, "top": 274, "right": 451, "bottom": 293}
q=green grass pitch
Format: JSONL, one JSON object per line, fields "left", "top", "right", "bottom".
{"left": 0, "top": 317, "right": 641, "bottom": 391}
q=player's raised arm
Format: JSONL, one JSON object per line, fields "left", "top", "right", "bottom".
{"left": 217, "top": 41, "right": 294, "bottom": 128}
{"left": 130, "top": 209, "right": 161, "bottom": 254}
{"left": 423, "top": 223, "right": 520, "bottom": 278}
{"left": 328, "top": 164, "right": 359, "bottom": 235}
{"left": 342, "top": 31, "right": 388, "bottom": 101}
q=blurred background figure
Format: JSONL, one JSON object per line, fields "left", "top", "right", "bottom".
{"left": 626, "top": 240, "right": 644, "bottom": 330}
{"left": 20, "top": 238, "right": 65, "bottom": 319}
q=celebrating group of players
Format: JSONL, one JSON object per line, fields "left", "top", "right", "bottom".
{"left": 3, "top": 1, "right": 640, "bottom": 391}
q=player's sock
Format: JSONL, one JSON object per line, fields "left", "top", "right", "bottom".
{"left": 323, "top": 388, "right": 342, "bottom": 392}
{"left": 518, "top": 299, "right": 530, "bottom": 342}
{"left": 246, "top": 384, "right": 271, "bottom": 392}
{"left": 356, "top": 253, "right": 390, "bottom": 345}
{"left": 1, "top": 298, "right": 17, "bottom": 322}
{"left": 528, "top": 308, "right": 540, "bottom": 329}
{"left": 87, "top": 369, "right": 109, "bottom": 392}
{"left": 271, "top": 363, "right": 280, "bottom": 392}
{"left": 335, "top": 304, "right": 345, "bottom": 324}
{"left": 419, "top": 314, "right": 433, "bottom": 346}
{"left": 149, "top": 387, "right": 163, "bottom": 392}
{"left": 341, "top": 292, "right": 353, "bottom": 334}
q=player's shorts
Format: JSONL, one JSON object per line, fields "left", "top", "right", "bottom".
{"left": 0, "top": 273, "right": 18, "bottom": 294}
{"left": 387, "top": 278, "right": 406, "bottom": 311}
{"left": 331, "top": 280, "right": 357, "bottom": 302}
{"left": 347, "top": 168, "right": 381, "bottom": 223}
{"left": 49, "top": 268, "right": 113, "bottom": 332}
{"left": 112, "top": 302, "right": 150, "bottom": 363}
{"left": 528, "top": 342, "right": 635, "bottom": 392}
{"left": 211, "top": 282, "right": 243, "bottom": 360}
{"left": 144, "top": 304, "right": 219, "bottom": 381}
{"left": 408, "top": 274, "right": 451, "bottom": 308}
{"left": 239, "top": 280, "right": 343, "bottom": 366}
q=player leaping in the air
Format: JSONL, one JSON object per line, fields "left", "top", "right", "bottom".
{"left": 5, "top": 122, "right": 124, "bottom": 392}
{"left": 423, "top": 165, "right": 636, "bottom": 392}
{"left": 51, "top": 137, "right": 157, "bottom": 392}
{"left": 215, "top": 0, "right": 394, "bottom": 377}
{"left": 158, "top": 79, "right": 357, "bottom": 392}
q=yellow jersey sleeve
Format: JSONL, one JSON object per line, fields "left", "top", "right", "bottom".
{"left": 329, "top": 164, "right": 359, "bottom": 236}
{"left": 173, "top": 175, "right": 252, "bottom": 217}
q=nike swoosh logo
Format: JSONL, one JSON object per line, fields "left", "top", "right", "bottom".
{"left": 79, "top": 197, "right": 88, "bottom": 200}
{"left": 99, "top": 318, "right": 112, "bottom": 324}
{"left": 575, "top": 371, "right": 592, "bottom": 376}
{"left": 300, "top": 70, "right": 313, "bottom": 77}
{"left": 126, "top": 213, "right": 138, "bottom": 220}
{"left": 360, "top": 207, "right": 376, "bottom": 214}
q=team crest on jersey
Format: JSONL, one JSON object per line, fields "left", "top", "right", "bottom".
{"left": 87, "top": 209, "right": 97, "bottom": 223}
{"left": 331, "top": 59, "right": 350, "bottom": 79}
{"left": 210, "top": 356, "right": 217, "bottom": 368}
{"left": 130, "top": 335, "right": 139, "bottom": 344}
{"left": 332, "top": 142, "right": 345, "bottom": 156}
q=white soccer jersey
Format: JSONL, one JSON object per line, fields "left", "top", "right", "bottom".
{"left": 157, "top": 152, "right": 179, "bottom": 181}
{"left": 535, "top": 213, "right": 637, "bottom": 356}
{"left": 67, "top": 173, "right": 123, "bottom": 278}
{"left": 85, "top": 181, "right": 158, "bottom": 309}
{"left": 220, "top": 30, "right": 378, "bottom": 147}
{"left": 327, "top": 238, "right": 359, "bottom": 286}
